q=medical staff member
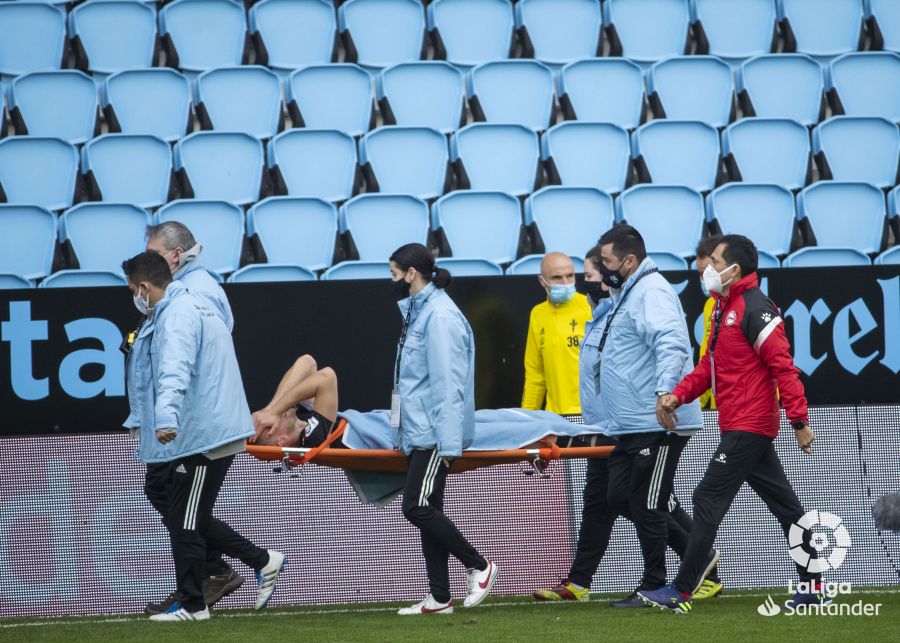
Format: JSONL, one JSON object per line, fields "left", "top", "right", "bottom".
{"left": 389, "top": 243, "right": 499, "bottom": 616}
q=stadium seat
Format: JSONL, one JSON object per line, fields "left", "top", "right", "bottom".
{"left": 827, "top": 52, "right": 900, "bottom": 122}
{"left": 377, "top": 62, "right": 465, "bottom": 134}
{"left": 450, "top": 123, "right": 540, "bottom": 196}
{"left": 542, "top": 122, "right": 631, "bottom": 194}
{"left": 247, "top": 196, "right": 338, "bottom": 271}
{"left": 757, "top": 250, "right": 781, "bottom": 268}
{"left": 340, "top": 194, "right": 429, "bottom": 262}
{"left": 779, "top": 0, "right": 864, "bottom": 59}
{"left": 737, "top": 54, "right": 824, "bottom": 126}
{"left": 227, "top": 264, "right": 317, "bottom": 283}
{"left": 525, "top": 187, "right": 614, "bottom": 257}
{"left": 797, "top": 182, "right": 886, "bottom": 255}
{"left": 159, "top": 0, "right": 248, "bottom": 73}
{"left": 81, "top": 134, "right": 173, "bottom": 210}
{"left": 615, "top": 184, "right": 705, "bottom": 257}
{"left": 68, "top": 0, "right": 157, "bottom": 75}
{"left": 267, "top": 129, "right": 358, "bottom": 203}
{"left": 706, "top": 184, "right": 796, "bottom": 257}
{"left": 867, "top": 0, "right": 900, "bottom": 53}
{"left": 648, "top": 252, "right": 689, "bottom": 271}
{"left": 39, "top": 270, "right": 128, "bottom": 288}
{"left": 603, "top": 0, "right": 692, "bottom": 64}
{"left": 507, "top": 254, "right": 585, "bottom": 275}
{"left": 435, "top": 257, "right": 504, "bottom": 277}
{"left": 195, "top": 66, "right": 282, "bottom": 139}
{"left": 432, "top": 190, "right": 521, "bottom": 264}
{"left": 721, "top": 118, "right": 811, "bottom": 190}
{"left": 890, "top": 185, "right": 900, "bottom": 222}
{"left": 174, "top": 132, "right": 265, "bottom": 206}
{"left": 812, "top": 116, "right": 900, "bottom": 188}
{"left": 286, "top": 64, "right": 373, "bottom": 137}
{"left": 102, "top": 68, "right": 192, "bottom": 143}
{"left": 249, "top": 0, "right": 337, "bottom": 72}
{"left": 59, "top": 203, "right": 150, "bottom": 273}
{"left": 0, "top": 137, "right": 78, "bottom": 211}
{"left": 647, "top": 55, "right": 734, "bottom": 128}
{"left": 8, "top": 71, "right": 98, "bottom": 145}
{"left": 515, "top": 0, "right": 602, "bottom": 66}
{"left": 782, "top": 247, "right": 871, "bottom": 267}
{"left": 690, "top": 0, "right": 777, "bottom": 65}
{"left": 0, "top": 274, "right": 33, "bottom": 290}
{"left": 557, "top": 58, "right": 645, "bottom": 129}
{"left": 631, "top": 120, "right": 721, "bottom": 192}
{"left": 157, "top": 199, "right": 244, "bottom": 275}
{"left": 0, "top": 2, "right": 66, "bottom": 78}
{"left": 468, "top": 60, "right": 554, "bottom": 131}
{"left": 359, "top": 127, "right": 450, "bottom": 200}
{"left": 0, "top": 204, "right": 56, "bottom": 280}
{"left": 321, "top": 261, "right": 391, "bottom": 281}
{"left": 338, "top": 0, "right": 425, "bottom": 70}
{"left": 427, "top": 0, "right": 515, "bottom": 67}
{"left": 875, "top": 246, "right": 900, "bottom": 265}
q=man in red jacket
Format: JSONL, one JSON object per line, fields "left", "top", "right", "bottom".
{"left": 637, "top": 235, "right": 822, "bottom": 614}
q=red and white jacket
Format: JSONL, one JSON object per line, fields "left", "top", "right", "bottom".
{"left": 673, "top": 273, "right": 808, "bottom": 438}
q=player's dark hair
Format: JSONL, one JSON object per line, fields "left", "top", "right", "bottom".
{"left": 695, "top": 234, "right": 724, "bottom": 259}
{"left": 598, "top": 224, "right": 647, "bottom": 262}
{"left": 122, "top": 251, "right": 173, "bottom": 288}
{"left": 585, "top": 244, "right": 604, "bottom": 271}
{"left": 719, "top": 234, "right": 758, "bottom": 276}
{"left": 389, "top": 243, "right": 452, "bottom": 289}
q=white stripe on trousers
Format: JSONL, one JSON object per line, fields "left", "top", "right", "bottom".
{"left": 647, "top": 446, "right": 668, "bottom": 510}
{"left": 418, "top": 451, "right": 441, "bottom": 507}
{"left": 184, "top": 465, "right": 206, "bottom": 530}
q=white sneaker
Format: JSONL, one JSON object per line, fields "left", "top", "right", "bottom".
{"left": 397, "top": 594, "right": 454, "bottom": 615}
{"left": 148, "top": 606, "right": 210, "bottom": 621}
{"left": 464, "top": 560, "right": 499, "bottom": 608}
{"left": 255, "top": 550, "right": 286, "bottom": 610}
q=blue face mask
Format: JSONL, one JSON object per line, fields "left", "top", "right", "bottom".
{"left": 548, "top": 282, "right": 576, "bottom": 304}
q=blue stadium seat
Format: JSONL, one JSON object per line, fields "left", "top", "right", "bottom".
{"left": 433, "top": 190, "right": 521, "bottom": 264}
{"left": 321, "top": 261, "right": 391, "bottom": 280}
{"left": 542, "top": 122, "right": 630, "bottom": 194}
{"left": 338, "top": 0, "right": 425, "bottom": 70}
{"left": 267, "top": 129, "right": 358, "bottom": 203}
{"left": 690, "top": 0, "right": 777, "bottom": 65}
{"left": 450, "top": 123, "right": 540, "bottom": 196}
{"left": 757, "top": 250, "right": 781, "bottom": 268}
{"left": 286, "top": 64, "right": 373, "bottom": 137}
{"left": 468, "top": 60, "right": 554, "bottom": 131}
{"left": 157, "top": 199, "right": 244, "bottom": 275}
{"left": 737, "top": 54, "right": 823, "bottom": 126}
{"left": 812, "top": 116, "right": 900, "bottom": 188}
{"left": 890, "top": 185, "right": 900, "bottom": 222}
{"left": 102, "top": 68, "right": 192, "bottom": 143}
{"left": 867, "top": 0, "right": 900, "bottom": 53}
{"left": 603, "top": 0, "right": 691, "bottom": 64}
{"left": 648, "top": 252, "right": 689, "bottom": 271}
{"left": 59, "top": 203, "right": 150, "bottom": 273}
{"left": 783, "top": 247, "right": 871, "bottom": 267}
{"left": 427, "top": 0, "right": 514, "bottom": 67}
{"left": 40, "top": 270, "right": 128, "bottom": 288}
{"left": 647, "top": 55, "right": 734, "bottom": 127}
{"left": 377, "top": 62, "right": 465, "bottom": 134}
{"left": 159, "top": 0, "right": 247, "bottom": 73}
{"left": 174, "top": 132, "right": 264, "bottom": 206}
{"left": 435, "top": 257, "right": 504, "bottom": 277}
{"left": 706, "top": 184, "right": 795, "bottom": 257}
{"left": 0, "top": 2, "right": 66, "bottom": 78}
{"left": 0, "top": 204, "right": 56, "bottom": 280}
{"left": 359, "top": 126, "right": 450, "bottom": 200}
{"left": 249, "top": 0, "right": 337, "bottom": 72}
{"left": 797, "top": 182, "right": 885, "bottom": 255}
{"left": 875, "top": 246, "right": 900, "bottom": 265}
{"left": 340, "top": 194, "right": 429, "bottom": 262}
{"left": 507, "top": 254, "right": 585, "bottom": 275}
{"left": 8, "top": 71, "right": 98, "bottom": 145}
{"left": 227, "top": 264, "right": 317, "bottom": 283}
{"left": 0, "top": 137, "right": 78, "bottom": 211}
{"left": 557, "top": 58, "right": 645, "bottom": 129}
{"left": 82, "top": 134, "right": 173, "bottom": 210}
{"left": 68, "top": 0, "right": 157, "bottom": 75}
{"left": 0, "top": 274, "right": 33, "bottom": 290}
{"left": 515, "top": 0, "right": 602, "bottom": 65}
{"left": 195, "top": 66, "right": 282, "bottom": 139}
{"left": 247, "top": 196, "right": 338, "bottom": 271}
{"left": 525, "top": 187, "right": 614, "bottom": 257}
{"left": 631, "top": 120, "right": 720, "bottom": 192}
{"left": 778, "top": 0, "right": 864, "bottom": 59}
{"left": 827, "top": 52, "right": 900, "bottom": 122}
{"left": 616, "top": 184, "right": 705, "bottom": 257}
{"left": 721, "top": 118, "right": 810, "bottom": 190}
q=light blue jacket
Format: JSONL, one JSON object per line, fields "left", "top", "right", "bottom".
{"left": 124, "top": 281, "right": 253, "bottom": 463}
{"left": 598, "top": 257, "right": 703, "bottom": 436}
{"left": 579, "top": 297, "right": 614, "bottom": 428}
{"left": 174, "top": 259, "right": 233, "bottom": 332}
{"left": 395, "top": 283, "right": 475, "bottom": 457}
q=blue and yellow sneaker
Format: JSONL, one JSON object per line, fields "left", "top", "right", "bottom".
{"left": 786, "top": 582, "right": 832, "bottom": 608}
{"left": 533, "top": 579, "right": 589, "bottom": 602}
{"left": 692, "top": 579, "right": 725, "bottom": 600}
{"left": 637, "top": 584, "right": 693, "bottom": 614}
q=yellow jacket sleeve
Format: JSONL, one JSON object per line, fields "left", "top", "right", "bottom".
{"left": 521, "top": 307, "right": 546, "bottom": 410}
{"left": 698, "top": 296, "right": 716, "bottom": 410}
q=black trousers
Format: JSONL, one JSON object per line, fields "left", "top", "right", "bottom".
{"left": 674, "top": 430, "right": 821, "bottom": 595}
{"left": 402, "top": 449, "right": 487, "bottom": 604}
{"left": 165, "top": 454, "right": 269, "bottom": 611}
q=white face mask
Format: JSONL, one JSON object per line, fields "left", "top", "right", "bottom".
{"left": 702, "top": 263, "right": 738, "bottom": 295}
{"left": 133, "top": 285, "right": 152, "bottom": 316}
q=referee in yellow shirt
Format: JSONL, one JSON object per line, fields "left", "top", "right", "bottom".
{"left": 522, "top": 252, "right": 592, "bottom": 416}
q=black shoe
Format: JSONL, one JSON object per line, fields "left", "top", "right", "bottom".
{"left": 609, "top": 591, "right": 651, "bottom": 608}
{"left": 145, "top": 590, "right": 183, "bottom": 616}
{"left": 203, "top": 568, "right": 245, "bottom": 607}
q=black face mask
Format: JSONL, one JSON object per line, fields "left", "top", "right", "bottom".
{"left": 583, "top": 280, "right": 608, "bottom": 304}
{"left": 393, "top": 277, "right": 411, "bottom": 301}
{"left": 597, "top": 261, "right": 627, "bottom": 289}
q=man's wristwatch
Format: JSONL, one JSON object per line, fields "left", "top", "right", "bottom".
{"left": 656, "top": 391, "right": 669, "bottom": 398}
{"left": 791, "top": 420, "right": 808, "bottom": 431}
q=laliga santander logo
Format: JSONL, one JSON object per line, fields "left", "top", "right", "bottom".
{"left": 757, "top": 595, "right": 782, "bottom": 616}
{"left": 788, "top": 510, "right": 852, "bottom": 573}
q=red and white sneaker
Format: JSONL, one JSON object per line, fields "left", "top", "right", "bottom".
{"left": 464, "top": 560, "right": 499, "bottom": 608}
{"left": 397, "top": 594, "right": 454, "bottom": 615}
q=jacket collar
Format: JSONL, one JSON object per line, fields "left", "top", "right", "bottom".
{"left": 715, "top": 272, "right": 757, "bottom": 303}
{"left": 611, "top": 256, "right": 657, "bottom": 302}
{"left": 397, "top": 281, "right": 438, "bottom": 318}
{"left": 173, "top": 258, "right": 205, "bottom": 280}
{"left": 152, "top": 280, "right": 188, "bottom": 319}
